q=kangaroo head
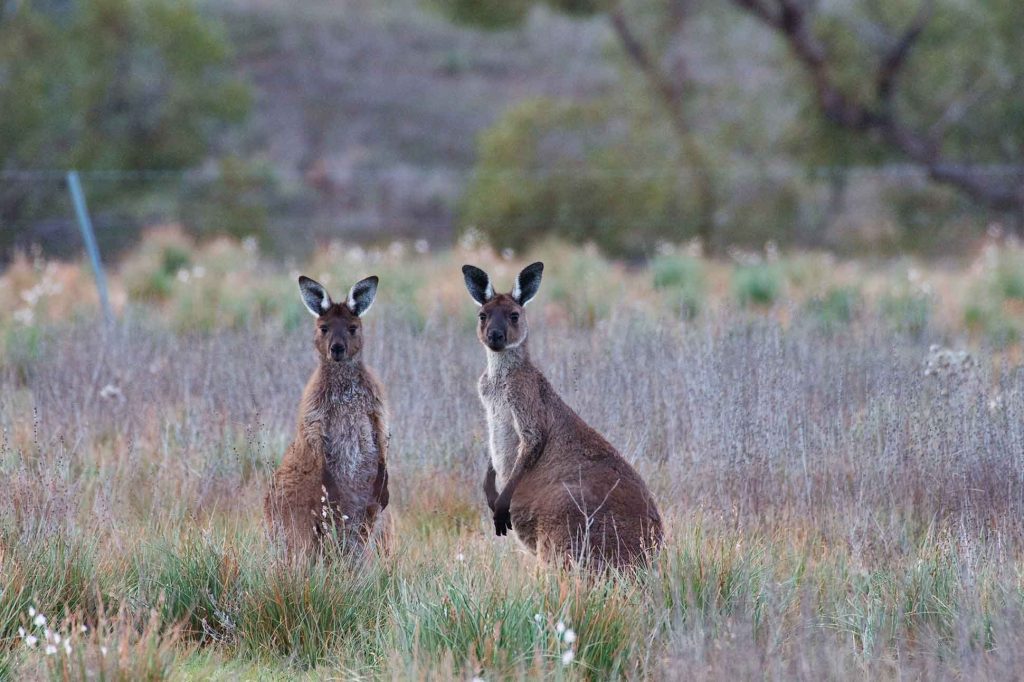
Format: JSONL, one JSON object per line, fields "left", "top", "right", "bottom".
{"left": 298, "top": 275, "right": 378, "bottom": 363}
{"left": 462, "top": 262, "right": 543, "bottom": 352}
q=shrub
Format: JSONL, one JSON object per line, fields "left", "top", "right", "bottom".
{"left": 428, "top": 0, "right": 533, "bottom": 29}
{"left": 460, "top": 98, "right": 697, "bottom": 259}
{"left": 804, "top": 286, "right": 859, "bottom": 333}
{"left": 880, "top": 292, "right": 930, "bottom": 338}
{"left": 652, "top": 254, "right": 705, "bottom": 319}
{"left": 733, "top": 264, "right": 783, "bottom": 307}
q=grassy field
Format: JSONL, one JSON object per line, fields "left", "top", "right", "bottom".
{"left": 2, "top": 232, "right": 1024, "bottom": 679}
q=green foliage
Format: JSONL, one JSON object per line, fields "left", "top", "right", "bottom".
{"left": 461, "top": 98, "right": 697, "bottom": 258}
{"left": 234, "top": 560, "right": 387, "bottom": 668}
{"left": 804, "top": 286, "right": 860, "bottom": 333}
{"left": 0, "top": 534, "right": 109, "bottom": 642}
{"left": 880, "top": 292, "right": 930, "bottom": 338}
{"left": 781, "top": 0, "right": 1024, "bottom": 208}
{"left": 428, "top": 0, "right": 532, "bottom": 29}
{"left": 963, "top": 249, "right": 1024, "bottom": 347}
{"left": 733, "top": 264, "right": 783, "bottom": 308}
{"left": 137, "top": 536, "right": 239, "bottom": 641}
{"left": 652, "top": 254, "right": 705, "bottom": 319}
{"left": 0, "top": 0, "right": 247, "bottom": 170}
{"left": 0, "top": 0, "right": 249, "bottom": 249}
{"left": 179, "top": 158, "right": 273, "bottom": 244}
{"left": 391, "top": 566, "right": 646, "bottom": 677}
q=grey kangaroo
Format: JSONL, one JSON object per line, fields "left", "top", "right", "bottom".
{"left": 462, "top": 262, "right": 663, "bottom": 569}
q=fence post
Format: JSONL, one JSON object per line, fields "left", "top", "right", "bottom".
{"left": 67, "top": 170, "right": 113, "bottom": 325}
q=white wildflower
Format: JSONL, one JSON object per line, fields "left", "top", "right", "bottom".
{"left": 563, "top": 629, "right": 576, "bottom": 644}
{"left": 45, "top": 644, "right": 57, "bottom": 656}
{"left": 556, "top": 622, "right": 566, "bottom": 635}
{"left": 28, "top": 607, "right": 36, "bottom": 617}
{"left": 79, "top": 624, "right": 88, "bottom": 633}
{"left": 33, "top": 613, "right": 46, "bottom": 627}
{"left": 25, "top": 635, "right": 38, "bottom": 648}
{"left": 176, "top": 268, "right": 191, "bottom": 283}
{"left": 99, "top": 384, "right": 125, "bottom": 402}
{"left": 100, "top": 646, "right": 108, "bottom": 657}
{"left": 13, "top": 307, "right": 34, "bottom": 325}
{"left": 456, "top": 553, "right": 465, "bottom": 562}
{"left": 561, "top": 649, "right": 574, "bottom": 665}
{"left": 342, "top": 515, "right": 349, "bottom": 521}
{"left": 534, "top": 613, "right": 543, "bottom": 623}
{"left": 63, "top": 639, "right": 71, "bottom": 655}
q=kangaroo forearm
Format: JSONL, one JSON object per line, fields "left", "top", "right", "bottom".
{"left": 497, "top": 440, "right": 542, "bottom": 504}
{"left": 483, "top": 464, "right": 498, "bottom": 510}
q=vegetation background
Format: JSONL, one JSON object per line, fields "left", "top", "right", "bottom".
{"left": 2, "top": 0, "right": 1024, "bottom": 679}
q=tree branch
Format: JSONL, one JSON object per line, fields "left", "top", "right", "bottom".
{"left": 731, "top": 0, "right": 1023, "bottom": 213}
{"left": 608, "top": 5, "right": 720, "bottom": 250}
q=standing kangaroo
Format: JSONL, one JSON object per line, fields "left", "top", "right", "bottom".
{"left": 264, "top": 275, "right": 389, "bottom": 557}
{"left": 462, "top": 262, "right": 662, "bottom": 569}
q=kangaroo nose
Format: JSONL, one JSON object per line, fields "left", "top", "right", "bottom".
{"left": 487, "top": 330, "right": 505, "bottom": 346}
{"left": 330, "top": 342, "right": 345, "bottom": 358}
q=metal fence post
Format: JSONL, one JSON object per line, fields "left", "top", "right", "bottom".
{"left": 67, "top": 170, "right": 114, "bottom": 325}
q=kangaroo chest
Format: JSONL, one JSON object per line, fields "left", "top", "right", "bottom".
{"left": 479, "top": 376, "right": 520, "bottom": 487}
{"left": 309, "top": 380, "right": 380, "bottom": 493}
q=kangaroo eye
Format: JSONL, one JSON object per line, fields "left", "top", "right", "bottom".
{"left": 319, "top": 325, "right": 329, "bottom": 333}
{"left": 478, "top": 312, "right": 487, "bottom": 321}
{"left": 509, "top": 313, "right": 520, "bottom": 323}
{"left": 348, "top": 325, "right": 359, "bottom": 334}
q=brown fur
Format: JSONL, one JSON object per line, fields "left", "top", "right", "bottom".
{"left": 264, "top": 277, "right": 389, "bottom": 557}
{"left": 465, "top": 265, "right": 663, "bottom": 570}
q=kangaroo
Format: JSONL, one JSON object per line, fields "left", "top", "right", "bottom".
{"left": 462, "top": 262, "right": 663, "bottom": 569}
{"left": 264, "top": 275, "right": 389, "bottom": 557}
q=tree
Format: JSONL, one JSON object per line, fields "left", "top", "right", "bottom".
{"left": 730, "top": 0, "right": 1024, "bottom": 223}
{"left": 442, "top": 0, "right": 1024, "bottom": 244}
{"left": 0, "top": 0, "right": 249, "bottom": 244}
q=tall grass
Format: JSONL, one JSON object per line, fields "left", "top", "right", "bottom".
{"left": 3, "top": 239, "right": 1024, "bottom": 678}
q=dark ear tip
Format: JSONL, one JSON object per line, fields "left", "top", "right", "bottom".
{"left": 298, "top": 275, "right": 310, "bottom": 284}
{"left": 365, "top": 275, "right": 379, "bottom": 284}
{"left": 461, "top": 264, "right": 475, "bottom": 275}
{"left": 527, "top": 261, "right": 544, "bottom": 272}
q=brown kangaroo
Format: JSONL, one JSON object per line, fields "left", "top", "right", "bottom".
{"left": 264, "top": 275, "right": 389, "bottom": 557}
{"left": 462, "top": 262, "right": 662, "bottom": 569}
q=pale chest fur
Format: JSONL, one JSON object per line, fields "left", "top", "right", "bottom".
{"left": 479, "top": 372, "right": 520, "bottom": 488}
{"left": 305, "top": 372, "right": 380, "bottom": 489}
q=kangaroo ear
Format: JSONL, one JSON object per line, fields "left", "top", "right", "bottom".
{"left": 347, "top": 276, "right": 379, "bottom": 317}
{"left": 462, "top": 265, "right": 494, "bottom": 306}
{"left": 512, "top": 262, "right": 544, "bottom": 306}
{"left": 299, "top": 276, "right": 331, "bottom": 316}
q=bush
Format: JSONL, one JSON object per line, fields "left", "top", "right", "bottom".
{"left": 804, "top": 286, "right": 859, "bottom": 333}
{"left": 880, "top": 292, "right": 930, "bottom": 338}
{"left": 652, "top": 254, "right": 705, "bottom": 319}
{"left": 460, "top": 98, "right": 698, "bottom": 259}
{"left": 429, "top": 0, "right": 533, "bottom": 28}
{"left": 733, "top": 264, "right": 783, "bottom": 308}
